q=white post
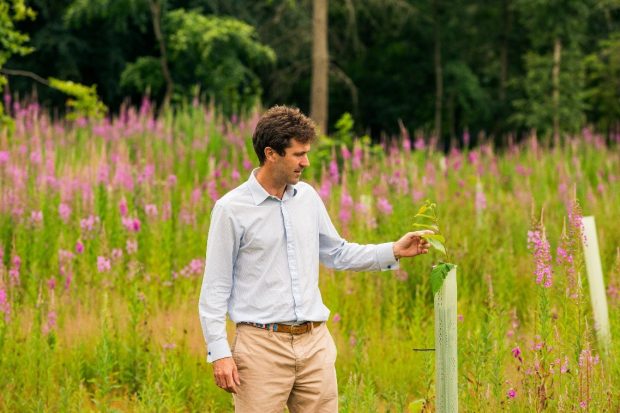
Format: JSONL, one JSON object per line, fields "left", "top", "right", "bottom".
{"left": 435, "top": 268, "right": 458, "bottom": 412}
{"left": 581, "top": 216, "right": 611, "bottom": 355}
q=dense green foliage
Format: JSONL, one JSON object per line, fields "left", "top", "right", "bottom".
{"left": 5, "top": 0, "right": 620, "bottom": 140}
{"left": 0, "top": 0, "right": 35, "bottom": 123}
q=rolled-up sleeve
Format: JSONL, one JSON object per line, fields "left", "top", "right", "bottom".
{"left": 316, "top": 195, "right": 399, "bottom": 271}
{"left": 198, "top": 202, "right": 240, "bottom": 363}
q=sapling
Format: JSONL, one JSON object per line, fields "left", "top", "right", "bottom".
{"left": 412, "top": 200, "right": 456, "bottom": 293}
{"left": 413, "top": 200, "right": 458, "bottom": 413}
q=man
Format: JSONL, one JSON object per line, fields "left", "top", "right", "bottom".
{"left": 198, "top": 106, "right": 430, "bottom": 412}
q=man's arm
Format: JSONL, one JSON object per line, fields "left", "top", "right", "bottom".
{"left": 199, "top": 202, "right": 242, "bottom": 393}
{"left": 316, "top": 194, "right": 431, "bottom": 270}
{"left": 198, "top": 203, "right": 239, "bottom": 362}
{"left": 316, "top": 195, "right": 399, "bottom": 271}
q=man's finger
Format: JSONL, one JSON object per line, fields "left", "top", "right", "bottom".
{"left": 214, "top": 375, "right": 223, "bottom": 389}
{"left": 233, "top": 365, "right": 241, "bottom": 386}
{"left": 225, "top": 374, "right": 238, "bottom": 394}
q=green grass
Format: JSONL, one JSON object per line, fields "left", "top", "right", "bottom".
{"left": 0, "top": 103, "right": 619, "bottom": 411}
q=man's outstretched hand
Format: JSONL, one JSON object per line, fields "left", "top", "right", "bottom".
{"left": 393, "top": 231, "right": 432, "bottom": 259}
{"left": 213, "top": 357, "right": 241, "bottom": 393}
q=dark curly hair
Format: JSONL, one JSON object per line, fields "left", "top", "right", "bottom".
{"left": 252, "top": 106, "right": 317, "bottom": 165}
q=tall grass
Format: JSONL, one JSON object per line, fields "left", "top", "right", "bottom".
{"left": 0, "top": 99, "right": 619, "bottom": 411}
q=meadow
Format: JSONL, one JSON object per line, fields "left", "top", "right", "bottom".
{"left": 0, "top": 99, "right": 619, "bottom": 412}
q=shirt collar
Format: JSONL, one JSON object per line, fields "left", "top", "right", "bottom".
{"left": 248, "top": 168, "right": 298, "bottom": 205}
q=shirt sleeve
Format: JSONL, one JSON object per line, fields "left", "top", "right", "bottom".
{"left": 198, "top": 202, "right": 240, "bottom": 363}
{"left": 316, "top": 194, "right": 399, "bottom": 272}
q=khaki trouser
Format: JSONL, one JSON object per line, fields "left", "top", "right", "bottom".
{"left": 231, "top": 322, "right": 338, "bottom": 413}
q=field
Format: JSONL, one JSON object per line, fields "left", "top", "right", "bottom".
{"left": 0, "top": 101, "right": 619, "bottom": 412}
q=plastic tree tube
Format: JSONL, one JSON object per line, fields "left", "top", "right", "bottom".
{"left": 434, "top": 267, "right": 458, "bottom": 412}
{"left": 582, "top": 216, "right": 611, "bottom": 355}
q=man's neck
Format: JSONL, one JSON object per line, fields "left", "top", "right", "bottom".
{"left": 255, "top": 167, "right": 286, "bottom": 199}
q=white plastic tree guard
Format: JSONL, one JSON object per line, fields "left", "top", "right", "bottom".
{"left": 434, "top": 267, "right": 458, "bottom": 412}
{"left": 581, "top": 216, "right": 611, "bottom": 355}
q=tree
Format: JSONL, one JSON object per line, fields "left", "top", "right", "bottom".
{"left": 311, "top": 0, "right": 328, "bottom": 133}
{"left": 513, "top": 0, "right": 592, "bottom": 140}
{"left": 0, "top": 0, "right": 35, "bottom": 123}
{"left": 121, "top": 9, "right": 275, "bottom": 115}
{"left": 1, "top": 0, "right": 106, "bottom": 122}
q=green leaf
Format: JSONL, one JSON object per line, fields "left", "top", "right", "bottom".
{"left": 426, "top": 237, "right": 446, "bottom": 255}
{"left": 408, "top": 399, "right": 426, "bottom": 413}
{"left": 414, "top": 213, "right": 436, "bottom": 220}
{"left": 415, "top": 204, "right": 428, "bottom": 216}
{"left": 422, "top": 233, "right": 446, "bottom": 243}
{"left": 412, "top": 223, "right": 439, "bottom": 232}
{"left": 430, "top": 262, "right": 456, "bottom": 294}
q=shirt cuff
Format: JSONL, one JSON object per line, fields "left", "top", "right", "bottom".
{"left": 377, "top": 242, "right": 399, "bottom": 271}
{"left": 206, "top": 338, "right": 232, "bottom": 363}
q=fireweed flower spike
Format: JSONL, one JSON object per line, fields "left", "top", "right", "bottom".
{"left": 527, "top": 224, "right": 553, "bottom": 288}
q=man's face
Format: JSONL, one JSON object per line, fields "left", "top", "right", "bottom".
{"left": 274, "top": 138, "right": 311, "bottom": 186}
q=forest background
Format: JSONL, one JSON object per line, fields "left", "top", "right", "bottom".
{"left": 2, "top": 0, "right": 620, "bottom": 144}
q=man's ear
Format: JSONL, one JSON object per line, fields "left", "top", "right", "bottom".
{"left": 264, "top": 147, "right": 276, "bottom": 163}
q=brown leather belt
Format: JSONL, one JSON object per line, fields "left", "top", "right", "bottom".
{"left": 239, "top": 321, "right": 323, "bottom": 334}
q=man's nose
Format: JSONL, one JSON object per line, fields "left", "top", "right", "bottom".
{"left": 300, "top": 155, "right": 310, "bottom": 167}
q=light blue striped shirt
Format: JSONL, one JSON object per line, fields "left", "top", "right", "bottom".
{"left": 199, "top": 169, "right": 399, "bottom": 362}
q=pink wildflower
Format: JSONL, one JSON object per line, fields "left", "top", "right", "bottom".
{"left": 527, "top": 228, "right": 553, "bottom": 287}
{"left": 126, "top": 239, "right": 138, "bottom": 254}
{"left": 339, "top": 189, "right": 354, "bottom": 224}
{"left": 561, "top": 356, "right": 569, "bottom": 373}
{"left": 352, "top": 146, "right": 363, "bottom": 169}
{"left": 30, "top": 210, "right": 43, "bottom": 225}
{"left": 318, "top": 180, "right": 332, "bottom": 201}
{"left": 80, "top": 215, "right": 100, "bottom": 232}
{"left": 332, "top": 313, "right": 341, "bottom": 323}
{"left": 231, "top": 168, "right": 240, "bottom": 181}
{"left": 58, "top": 203, "right": 71, "bottom": 222}
{"left": 507, "top": 388, "right": 516, "bottom": 399}
{"left": 516, "top": 164, "right": 531, "bottom": 176}
{"left": 167, "top": 174, "right": 177, "bottom": 187}
{"left": 119, "top": 198, "right": 128, "bottom": 216}
{"left": 163, "top": 342, "right": 177, "bottom": 350}
{"left": 42, "top": 310, "right": 57, "bottom": 335}
{"left": 145, "top": 204, "right": 158, "bottom": 217}
{"left": 97, "top": 256, "right": 111, "bottom": 273}
{"left": 111, "top": 248, "right": 123, "bottom": 260}
{"left": 0, "top": 287, "right": 10, "bottom": 321}
{"left": 207, "top": 181, "right": 219, "bottom": 202}
{"left": 329, "top": 159, "right": 339, "bottom": 183}
{"left": 122, "top": 216, "right": 141, "bottom": 232}
{"left": 475, "top": 184, "right": 487, "bottom": 211}
{"left": 341, "top": 146, "right": 351, "bottom": 160}
{"left": 98, "top": 163, "right": 109, "bottom": 184}
{"left": 75, "top": 241, "right": 84, "bottom": 254}
{"left": 377, "top": 197, "right": 393, "bottom": 215}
